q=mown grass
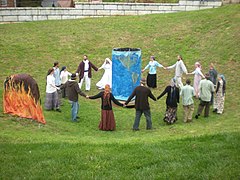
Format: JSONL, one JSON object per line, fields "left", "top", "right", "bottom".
{"left": 0, "top": 5, "right": 240, "bottom": 179}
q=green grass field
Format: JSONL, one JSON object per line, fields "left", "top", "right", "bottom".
{"left": 0, "top": 5, "right": 240, "bottom": 179}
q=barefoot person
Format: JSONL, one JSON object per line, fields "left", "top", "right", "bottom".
{"left": 141, "top": 56, "right": 164, "bottom": 88}
{"left": 164, "top": 55, "right": 188, "bottom": 88}
{"left": 89, "top": 84, "right": 123, "bottom": 131}
{"left": 124, "top": 78, "right": 156, "bottom": 130}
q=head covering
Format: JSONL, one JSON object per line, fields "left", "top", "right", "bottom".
{"left": 219, "top": 74, "right": 226, "bottom": 82}
{"left": 170, "top": 78, "right": 177, "bottom": 103}
{"left": 170, "top": 78, "right": 176, "bottom": 87}
{"left": 150, "top": 56, "right": 155, "bottom": 60}
{"left": 71, "top": 73, "right": 77, "bottom": 80}
{"left": 140, "top": 78, "right": 146, "bottom": 85}
{"left": 105, "top": 58, "right": 111, "bottom": 63}
{"left": 103, "top": 84, "right": 111, "bottom": 105}
{"left": 195, "top": 62, "right": 200, "bottom": 66}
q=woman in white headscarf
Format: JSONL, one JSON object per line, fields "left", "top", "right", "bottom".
{"left": 188, "top": 62, "right": 205, "bottom": 97}
{"left": 213, "top": 74, "right": 226, "bottom": 114}
{"left": 157, "top": 78, "right": 180, "bottom": 125}
{"left": 96, "top": 58, "right": 112, "bottom": 89}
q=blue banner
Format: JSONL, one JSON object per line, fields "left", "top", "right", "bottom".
{"left": 112, "top": 48, "right": 141, "bottom": 101}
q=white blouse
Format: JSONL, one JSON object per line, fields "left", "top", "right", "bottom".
{"left": 46, "top": 74, "right": 57, "bottom": 93}
{"left": 60, "top": 71, "right": 72, "bottom": 84}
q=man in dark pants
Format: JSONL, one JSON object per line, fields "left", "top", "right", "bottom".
{"left": 124, "top": 78, "right": 156, "bottom": 130}
{"left": 195, "top": 73, "right": 215, "bottom": 119}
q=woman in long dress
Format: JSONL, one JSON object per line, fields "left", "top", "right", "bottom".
{"left": 44, "top": 68, "right": 61, "bottom": 112}
{"left": 89, "top": 84, "right": 123, "bottom": 131}
{"left": 213, "top": 74, "right": 226, "bottom": 114}
{"left": 96, "top": 58, "right": 112, "bottom": 89}
{"left": 188, "top": 62, "right": 205, "bottom": 97}
{"left": 141, "top": 56, "right": 164, "bottom": 88}
{"left": 157, "top": 78, "right": 180, "bottom": 125}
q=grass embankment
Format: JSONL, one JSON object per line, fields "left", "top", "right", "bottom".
{"left": 0, "top": 5, "right": 240, "bottom": 179}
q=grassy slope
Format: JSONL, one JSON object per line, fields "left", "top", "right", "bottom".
{"left": 0, "top": 5, "right": 240, "bottom": 179}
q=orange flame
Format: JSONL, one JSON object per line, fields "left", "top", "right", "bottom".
{"left": 3, "top": 82, "right": 46, "bottom": 124}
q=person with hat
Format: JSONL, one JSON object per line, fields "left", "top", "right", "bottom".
{"left": 195, "top": 73, "right": 215, "bottom": 119}
{"left": 124, "top": 78, "right": 156, "bottom": 130}
{"left": 187, "top": 62, "right": 205, "bottom": 97}
{"left": 141, "top": 56, "right": 165, "bottom": 88}
{"left": 157, "top": 78, "right": 180, "bottom": 125}
{"left": 62, "top": 73, "right": 88, "bottom": 122}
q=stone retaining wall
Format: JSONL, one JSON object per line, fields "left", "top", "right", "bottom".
{"left": 0, "top": 0, "right": 222, "bottom": 22}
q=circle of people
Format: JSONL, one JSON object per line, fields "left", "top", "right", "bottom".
{"left": 45, "top": 54, "right": 226, "bottom": 131}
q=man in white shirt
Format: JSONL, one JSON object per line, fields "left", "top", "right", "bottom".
{"left": 76, "top": 55, "right": 98, "bottom": 91}
{"left": 165, "top": 55, "right": 188, "bottom": 88}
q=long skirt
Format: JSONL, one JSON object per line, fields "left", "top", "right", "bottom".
{"left": 193, "top": 74, "right": 202, "bottom": 96}
{"left": 163, "top": 106, "right": 177, "bottom": 125}
{"left": 44, "top": 91, "right": 58, "bottom": 110}
{"left": 215, "top": 93, "right": 225, "bottom": 114}
{"left": 147, "top": 74, "right": 157, "bottom": 88}
{"left": 96, "top": 69, "right": 112, "bottom": 89}
{"left": 99, "top": 110, "right": 116, "bottom": 131}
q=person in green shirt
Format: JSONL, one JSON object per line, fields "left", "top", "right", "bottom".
{"left": 180, "top": 79, "right": 195, "bottom": 123}
{"left": 195, "top": 73, "right": 215, "bottom": 119}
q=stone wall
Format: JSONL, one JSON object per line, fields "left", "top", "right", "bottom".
{"left": 222, "top": 0, "right": 240, "bottom": 4}
{"left": 0, "top": 0, "right": 222, "bottom": 22}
